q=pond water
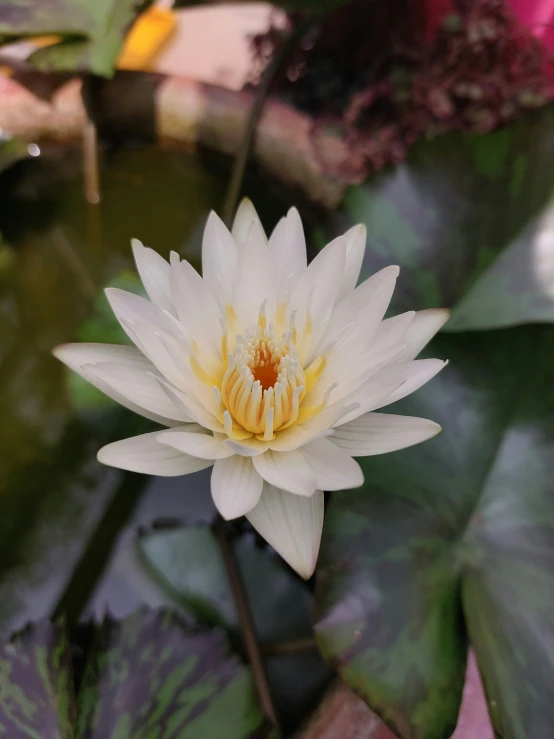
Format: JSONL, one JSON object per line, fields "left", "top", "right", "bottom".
{"left": 0, "top": 145, "right": 330, "bottom": 731}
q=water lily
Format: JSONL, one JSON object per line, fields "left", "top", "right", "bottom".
{"left": 54, "top": 200, "right": 447, "bottom": 578}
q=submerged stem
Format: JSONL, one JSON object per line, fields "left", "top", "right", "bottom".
{"left": 213, "top": 517, "right": 281, "bottom": 734}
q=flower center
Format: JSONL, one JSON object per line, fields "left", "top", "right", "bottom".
{"left": 221, "top": 327, "right": 306, "bottom": 439}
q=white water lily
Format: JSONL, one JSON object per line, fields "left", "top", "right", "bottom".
{"left": 54, "top": 200, "right": 448, "bottom": 579}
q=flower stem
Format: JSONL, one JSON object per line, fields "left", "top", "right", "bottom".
{"left": 222, "top": 18, "right": 314, "bottom": 226}
{"left": 262, "top": 637, "right": 318, "bottom": 655}
{"left": 213, "top": 517, "right": 281, "bottom": 734}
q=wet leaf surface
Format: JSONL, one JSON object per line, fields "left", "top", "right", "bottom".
{"left": 338, "top": 106, "right": 554, "bottom": 332}
{"left": 0, "top": 609, "right": 271, "bottom": 739}
{"left": 316, "top": 326, "right": 554, "bottom": 739}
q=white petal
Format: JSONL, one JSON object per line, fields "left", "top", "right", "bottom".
{"left": 168, "top": 254, "right": 222, "bottom": 358}
{"left": 268, "top": 207, "right": 307, "bottom": 292}
{"left": 332, "top": 412, "right": 441, "bottom": 455}
{"left": 53, "top": 344, "right": 180, "bottom": 426}
{"left": 223, "top": 436, "right": 269, "bottom": 456}
{"left": 156, "top": 375, "right": 223, "bottom": 432}
{"left": 246, "top": 484, "right": 323, "bottom": 579}
{"left": 233, "top": 220, "right": 276, "bottom": 330}
{"left": 97, "top": 430, "right": 212, "bottom": 476}
{"left": 300, "top": 438, "right": 364, "bottom": 490}
{"left": 396, "top": 309, "right": 450, "bottom": 362}
{"left": 159, "top": 429, "right": 233, "bottom": 459}
{"left": 232, "top": 198, "right": 265, "bottom": 247}
{"left": 105, "top": 287, "right": 182, "bottom": 349}
{"left": 336, "top": 225, "right": 367, "bottom": 301}
{"left": 253, "top": 449, "right": 317, "bottom": 496}
{"left": 289, "top": 235, "right": 347, "bottom": 362}
{"left": 372, "top": 359, "right": 448, "bottom": 409}
{"left": 211, "top": 456, "right": 263, "bottom": 519}
{"left": 84, "top": 361, "right": 191, "bottom": 423}
{"left": 202, "top": 212, "right": 238, "bottom": 306}
{"left": 131, "top": 239, "right": 173, "bottom": 314}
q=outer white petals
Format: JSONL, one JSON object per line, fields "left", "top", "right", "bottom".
{"left": 223, "top": 437, "right": 268, "bottom": 457}
{"left": 396, "top": 309, "right": 450, "bottom": 362}
{"left": 202, "top": 212, "right": 239, "bottom": 305}
{"left": 300, "top": 437, "right": 364, "bottom": 491}
{"left": 157, "top": 376, "right": 223, "bottom": 432}
{"left": 169, "top": 255, "right": 222, "bottom": 358}
{"left": 315, "top": 265, "right": 399, "bottom": 357}
{"left": 371, "top": 359, "right": 448, "bottom": 409}
{"left": 232, "top": 198, "right": 265, "bottom": 247}
{"left": 131, "top": 239, "right": 173, "bottom": 314}
{"left": 268, "top": 207, "right": 307, "bottom": 292}
{"left": 246, "top": 484, "right": 323, "bottom": 580}
{"left": 97, "top": 430, "right": 212, "bottom": 476}
{"left": 253, "top": 449, "right": 317, "bottom": 497}
{"left": 336, "top": 225, "right": 367, "bottom": 301}
{"left": 53, "top": 344, "right": 180, "bottom": 426}
{"left": 211, "top": 456, "right": 263, "bottom": 519}
{"left": 233, "top": 221, "right": 275, "bottom": 329}
{"left": 159, "top": 429, "right": 233, "bottom": 459}
{"left": 105, "top": 288, "right": 182, "bottom": 349}
{"left": 84, "top": 361, "right": 192, "bottom": 423}
{"left": 332, "top": 412, "right": 441, "bottom": 455}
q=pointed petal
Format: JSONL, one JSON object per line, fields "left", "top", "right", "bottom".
{"left": 300, "top": 437, "right": 364, "bottom": 490}
{"left": 168, "top": 254, "right": 222, "bottom": 358}
{"left": 232, "top": 198, "right": 266, "bottom": 247}
{"left": 105, "top": 287, "right": 183, "bottom": 351}
{"left": 233, "top": 220, "right": 275, "bottom": 330}
{"left": 84, "top": 361, "right": 192, "bottom": 423}
{"left": 53, "top": 344, "right": 180, "bottom": 426}
{"left": 97, "top": 430, "right": 212, "bottom": 476}
{"left": 202, "top": 212, "right": 238, "bottom": 306}
{"left": 372, "top": 359, "right": 448, "bottom": 409}
{"left": 337, "top": 224, "right": 367, "bottom": 301}
{"left": 211, "top": 455, "right": 263, "bottom": 519}
{"left": 397, "top": 309, "right": 450, "bottom": 362}
{"left": 159, "top": 429, "right": 233, "bottom": 459}
{"left": 332, "top": 412, "right": 441, "bottom": 455}
{"left": 268, "top": 207, "right": 307, "bottom": 292}
{"left": 253, "top": 449, "right": 317, "bottom": 496}
{"left": 247, "top": 484, "right": 324, "bottom": 579}
{"left": 222, "top": 436, "right": 269, "bottom": 456}
{"left": 131, "top": 239, "right": 173, "bottom": 314}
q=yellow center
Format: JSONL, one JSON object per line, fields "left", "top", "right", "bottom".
{"left": 221, "top": 329, "right": 307, "bottom": 439}
{"left": 191, "top": 301, "right": 330, "bottom": 441}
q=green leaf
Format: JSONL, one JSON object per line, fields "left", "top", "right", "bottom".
{"left": 139, "top": 526, "right": 334, "bottom": 733}
{"left": 315, "top": 325, "right": 554, "bottom": 739}
{"left": 0, "top": 609, "right": 271, "bottom": 738}
{"left": 0, "top": 134, "right": 28, "bottom": 175}
{"left": 0, "top": 620, "right": 75, "bottom": 738}
{"left": 0, "top": 0, "right": 146, "bottom": 76}
{"left": 139, "top": 526, "right": 314, "bottom": 643}
{"left": 340, "top": 105, "right": 554, "bottom": 331}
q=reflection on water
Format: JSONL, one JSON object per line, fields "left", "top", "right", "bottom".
{"left": 0, "top": 146, "right": 235, "bottom": 633}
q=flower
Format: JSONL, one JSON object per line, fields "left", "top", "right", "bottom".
{"left": 54, "top": 200, "right": 447, "bottom": 579}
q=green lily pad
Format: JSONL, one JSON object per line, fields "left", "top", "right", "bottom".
{"left": 315, "top": 325, "right": 554, "bottom": 739}
{"left": 0, "top": 0, "right": 144, "bottom": 76}
{"left": 0, "top": 609, "right": 271, "bottom": 738}
{"left": 339, "top": 105, "right": 554, "bottom": 331}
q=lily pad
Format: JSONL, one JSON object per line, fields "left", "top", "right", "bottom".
{"left": 0, "top": 608, "right": 271, "bottom": 738}
{"left": 315, "top": 325, "right": 554, "bottom": 739}
{"left": 339, "top": 105, "right": 554, "bottom": 331}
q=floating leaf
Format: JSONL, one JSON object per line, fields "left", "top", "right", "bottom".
{"left": 339, "top": 106, "right": 554, "bottom": 331}
{"left": 0, "top": 609, "right": 271, "bottom": 738}
{"left": 0, "top": 0, "right": 145, "bottom": 76}
{"left": 315, "top": 325, "right": 554, "bottom": 739}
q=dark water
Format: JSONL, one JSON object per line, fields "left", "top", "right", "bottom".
{"left": 0, "top": 146, "right": 290, "bottom": 632}
{"left": 0, "top": 146, "right": 330, "bottom": 730}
